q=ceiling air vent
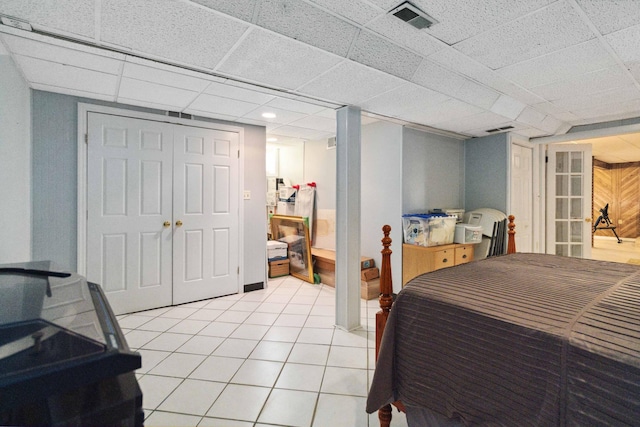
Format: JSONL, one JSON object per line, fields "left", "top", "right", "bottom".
{"left": 486, "top": 125, "right": 515, "bottom": 133}
{"left": 390, "top": 2, "right": 438, "bottom": 30}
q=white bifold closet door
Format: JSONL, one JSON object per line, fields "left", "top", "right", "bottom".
{"left": 86, "top": 112, "right": 239, "bottom": 314}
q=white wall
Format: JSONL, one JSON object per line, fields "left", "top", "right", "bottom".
{"left": 361, "top": 121, "right": 404, "bottom": 293}
{"left": 304, "top": 139, "right": 336, "bottom": 249}
{"left": 275, "top": 143, "right": 304, "bottom": 186}
{"left": 0, "top": 53, "right": 31, "bottom": 263}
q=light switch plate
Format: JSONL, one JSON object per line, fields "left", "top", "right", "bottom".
{"left": 244, "top": 190, "right": 251, "bottom": 200}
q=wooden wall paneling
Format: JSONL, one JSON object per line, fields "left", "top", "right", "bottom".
{"left": 616, "top": 165, "right": 639, "bottom": 237}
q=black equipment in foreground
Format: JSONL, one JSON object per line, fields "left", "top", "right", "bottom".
{"left": 0, "top": 261, "right": 143, "bottom": 426}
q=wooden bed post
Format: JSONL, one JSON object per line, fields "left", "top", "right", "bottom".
{"left": 376, "top": 225, "right": 393, "bottom": 427}
{"left": 507, "top": 215, "right": 516, "bottom": 254}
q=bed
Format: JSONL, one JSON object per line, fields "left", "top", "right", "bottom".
{"left": 367, "top": 218, "right": 640, "bottom": 426}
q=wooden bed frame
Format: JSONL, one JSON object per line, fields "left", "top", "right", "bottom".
{"left": 375, "top": 215, "right": 516, "bottom": 427}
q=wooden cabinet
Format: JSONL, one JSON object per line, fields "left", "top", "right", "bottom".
{"left": 402, "top": 243, "right": 474, "bottom": 285}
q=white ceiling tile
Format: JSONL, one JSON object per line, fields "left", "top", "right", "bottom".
{"left": 516, "top": 107, "right": 547, "bottom": 127}
{"left": 188, "top": 93, "right": 260, "bottom": 116}
{"left": 366, "top": 0, "right": 402, "bottom": 11}
{"left": 241, "top": 105, "right": 308, "bottom": 124}
{"left": 15, "top": 54, "right": 118, "bottom": 96}
{"left": 528, "top": 66, "right": 630, "bottom": 101}
{"left": 118, "top": 78, "right": 198, "bottom": 109}
{"left": 297, "top": 60, "right": 404, "bottom": 105}
{"left": 217, "top": 28, "right": 343, "bottom": 90}
{"left": 264, "top": 97, "right": 327, "bottom": 115}
{"left": 514, "top": 127, "right": 551, "bottom": 138}
{"left": 605, "top": 24, "right": 640, "bottom": 63}
{"left": 255, "top": 0, "right": 358, "bottom": 57}
{"left": 428, "top": 47, "right": 545, "bottom": 105}
{"left": 1, "top": 34, "right": 124, "bottom": 74}
{"left": 183, "top": 109, "right": 239, "bottom": 123}
{"left": 569, "top": 98, "right": 640, "bottom": 121}
{"left": 575, "top": 0, "right": 640, "bottom": 35}
{"left": 454, "top": 1, "right": 594, "bottom": 70}
{"left": 348, "top": 30, "right": 423, "bottom": 79}
{"left": 122, "top": 63, "right": 211, "bottom": 92}
{"left": 30, "top": 83, "right": 115, "bottom": 102}
{"left": 364, "top": 14, "right": 443, "bottom": 58}
{"left": 536, "top": 115, "right": 565, "bottom": 134}
{"left": 531, "top": 101, "right": 570, "bottom": 116}
{"left": 431, "top": 111, "right": 512, "bottom": 133}
{"left": 410, "top": 0, "right": 553, "bottom": 45}
{"left": 124, "top": 55, "right": 226, "bottom": 82}
{"left": 190, "top": 0, "right": 258, "bottom": 22}
{"left": 490, "top": 95, "right": 526, "bottom": 120}
{"left": 287, "top": 115, "right": 336, "bottom": 132}
{"left": 267, "top": 125, "right": 333, "bottom": 140}
{"left": 308, "top": 0, "right": 383, "bottom": 25}
{"left": 497, "top": 40, "right": 617, "bottom": 88}
{"left": 0, "top": 0, "right": 95, "bottom": 38}
{"left": 204, "top": 81, "right": 276, "bottom": 104}
{"left": 402, "top": 99, "right": 483, "bottom": 125}
{"left": 454, "top": 80, "right": 500, "bottom": 109}
{"left": 551, "top": 85, "right": 640, "bottom": 112}
{"left": 117, "top": 97, "right": 186, "bottom": 113}
{"left": 411, "top": 58, "right": 468, "bottom": 97}
{"left": 101, "top": 0, "right": 249, "bottom": 69}
{"left": 0, "top": 42, "right": 8, "bottom": 55}
{"left": 359, "top": 83, "right": 450, "bottom": 118}
{"left": 619, "top": 132, "right": 640, "bottom": 146}
{"left": 315, "top": 108, "right": 338, "bottom": 119}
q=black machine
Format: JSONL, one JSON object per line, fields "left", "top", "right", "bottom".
{"left": 593, "top": 203, "right": 622, "bottom": 243}
{"left": 0, "top": 261, "right": 143, "bottom": 426}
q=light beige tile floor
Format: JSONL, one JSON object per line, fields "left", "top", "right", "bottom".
{"left": 591, "top": 235, "right": 640, "bottom": 263}
{"left": 119, "top": 276, "right": 408, "bottom": 427}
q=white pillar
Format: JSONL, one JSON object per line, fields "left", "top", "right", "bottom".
{"left": 335, "top": 106, "right": 361, "bottom": 330}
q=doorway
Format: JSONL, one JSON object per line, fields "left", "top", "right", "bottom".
{"left": 82, "top": 109, "right": 241, "bottom": 314}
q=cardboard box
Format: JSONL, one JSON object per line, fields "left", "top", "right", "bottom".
{"left": 311, "top": 248, "right": 375, "bottom": 272}
{"left": 361, "top": 278, "right": 380, "bottom": 300}
{"left": 317, "top": 269, "right": 380, "bottom": 300}
{"left": 361, "top": 267, "right": 379, "bottom": 281}
{"left": 268, "top": 259, "right": 289, "bottom": 278}
{"left": 267, "top": 240, "right": 288, "bottom": 260}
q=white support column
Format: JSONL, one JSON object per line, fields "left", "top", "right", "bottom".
{"left": 335, "top": 106, "right": 361, "bottom": 330}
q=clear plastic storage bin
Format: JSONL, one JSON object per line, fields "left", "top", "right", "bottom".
{"left": 402, "top": 214, "right": 457, "bottom": 247}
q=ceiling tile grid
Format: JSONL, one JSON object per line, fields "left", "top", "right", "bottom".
{"left": 411, "top": 0, "right": 554, "bottom": 45}
{"left": 216, "top": 28, "right": 343, "bottom": 90}
{"left": 255, "top": 0, "right": 358, "bottom": 57}
{"left": 576, "top": 0, "right": 640, "bottom": 35}
{"left": 453, "top": 1, "right": 595, "bottom": 70}
{"left": 296, "top": 60, "right": 405, "bottom": 105}
{"left": 348, "top": 29, "right": 423, "bottom": 80}
{"left": 0, "top": 0, "right": 95, "bottom": 38}
{"left": 307, "top": 0, "right": 382, "bottom": 26}
{"left": 100, "top": 0, "right": 250, "bottom": 70}
{"left": 2, "top": 0, "right": 640, "bottom": 154}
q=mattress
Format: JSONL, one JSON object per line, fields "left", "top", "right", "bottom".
{"left": 366, "top": 253, "right": 640, "bottom": 426}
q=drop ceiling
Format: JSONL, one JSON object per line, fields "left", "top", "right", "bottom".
{"left": 2, "top": 0, "right": 640, "bottom": 162}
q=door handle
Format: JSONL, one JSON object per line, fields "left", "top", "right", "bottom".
{"left": 163, "top": 221, "right": 171, "bottom": 228}
{"left": 176, "top": 220, "right": 183, "bottom": 227}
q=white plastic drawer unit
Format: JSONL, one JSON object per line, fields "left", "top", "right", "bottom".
{"left": 454, "top": 224, "right": 483, "bottom": 244}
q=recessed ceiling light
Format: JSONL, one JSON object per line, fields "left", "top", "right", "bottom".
{"left": 262, "top": 112, "right": 276, "bottom": 119}
{"left": 267, "top": 137, "right": 278, "bottom": 142}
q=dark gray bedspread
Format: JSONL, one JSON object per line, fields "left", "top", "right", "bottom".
{"left": 366, "top": 253, "right": 640, "bottom": 426}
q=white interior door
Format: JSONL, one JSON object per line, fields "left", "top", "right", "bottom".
{"left": 87, "top": 112, "right": 240, "bottom": 314}
{"left": 546, "top": 143, "right": 592, "bottom": 258}
{"left": 86, "top": 113, "right": 174, "bottom": 314}
{"left": 510, "top": 142, "right": 533, "bottom": 252}
{"left": 172, "top": 127, "right": 239, "bottom": 304}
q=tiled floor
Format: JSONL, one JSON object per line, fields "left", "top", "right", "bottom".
{"left": 591, "top": 235, "right": 640, "bottom": 263}
{"left": 117, "top": 276, "right": 408, "bottom": 427}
